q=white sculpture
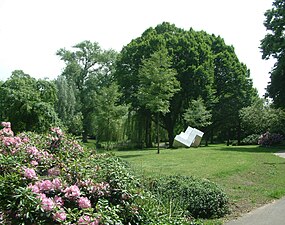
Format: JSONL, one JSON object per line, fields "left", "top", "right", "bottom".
{"left": 174, "top": 126, "right": 204, "bottom": 147}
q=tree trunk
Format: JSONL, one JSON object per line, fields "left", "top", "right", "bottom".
{"left": 145, "top": 111, "right": 152, "bottom": 148}
{"left": 226, "top": 129, "right": 230, "bottom": 146}
{"left": 168, "top": 127, "right": 175, "bottom": 148}
{"left": 210, "top": 129, "right": 214, "bottom": 144}
{"left": 82, "top": 130, "right": 88, "bottom": 143}
{"left": 237, "top": 122, "right": 241, "bottom": 145}
{"left": 82, "top": 115, "right": 89, "bottom": 143}
{"left": 156, "top": 112, "right": 160, "bottom": 154}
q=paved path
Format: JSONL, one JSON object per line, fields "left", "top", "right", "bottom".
{"left": 224, "top": 197, "right": 285, "bottom": 225}
{"left": 225, "top": 151, "right": 285, "bottom": 225}
{"left": 274, "top": 151, "right": 285, "bottom": 158}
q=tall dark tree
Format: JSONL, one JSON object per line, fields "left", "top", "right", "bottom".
{"left": 210, "top": 35, "right": 258, "bottom": 145}
{"left": 57, "top": 41, "right": 117, "bottom": 142}
{"left": 261, "top": 0, "right": 285, "bottom": 108}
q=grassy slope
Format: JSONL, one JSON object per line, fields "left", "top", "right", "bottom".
{"left": 114, "top": 145, "right": 285, "bottom": 220}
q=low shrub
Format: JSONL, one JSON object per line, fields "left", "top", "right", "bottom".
{"left": 148, "top": 175, "right": 229, "bottom": 219}
{"left": 258, "top": 132, "right": 284, "bottom": 146}
{"left": 241, "top": 134, "right": 260, "bottom": 145}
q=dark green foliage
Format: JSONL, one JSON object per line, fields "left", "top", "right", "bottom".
{"left": 149, "top": 175, "right": 229, "bottom": 219}
{"left": 211, "top": 36, "right": 257, "bottom": 144}
{"left": 0, "top": 70, "right": 60, "bottom": 133}
{"left": 115, "top": 22, "right": 257, "bottom": 147}
{"left": 261, "top": 0, "right": 285, "bottom": 108}
{"left": 241, "top": 134, "right": 260, "bottom": 145}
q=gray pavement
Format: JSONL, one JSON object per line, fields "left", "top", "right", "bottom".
{"left": 225, "top": 197, "right": 285, "bottom": 225}
{"left": 225, "top": 151, "right": 285, "bottom": 225}
{"left": 274, "top": 151, "right": 285, "bottom": 158}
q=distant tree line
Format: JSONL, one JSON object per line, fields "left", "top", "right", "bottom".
{"left": 1, "top": 18, "right": 285, "bottom": 148}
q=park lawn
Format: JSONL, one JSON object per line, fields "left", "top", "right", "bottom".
{"left": 114, "top": 144, "right": 285, "bottom": 220}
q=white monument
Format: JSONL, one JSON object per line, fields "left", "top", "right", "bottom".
{"left": 174, "top": 126, "right": 204, "bottom": 147}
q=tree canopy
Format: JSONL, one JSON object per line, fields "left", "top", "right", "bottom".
{"left": 261, "top": 0, "right": 285, "bottom": 108}
{"left": 57, "top": 40, "right": 117, "bottom": 142}
{"left": 115, "top": 22, "right": 257, "bottom": 147}
{"left": 0, "top": 70, "right": 60, "bottom": 132}
{"left": 136, "top": 46, "right": 180, "bottom": 152}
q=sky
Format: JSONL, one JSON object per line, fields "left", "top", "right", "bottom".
{"left": 0, "top": 0, "right": 276, "bottom": 96}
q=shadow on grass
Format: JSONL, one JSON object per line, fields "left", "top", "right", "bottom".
{"left": 210, "top": 145, "right": 285, "bottom": 154}
{"left": 264, "top": 162, "right": 285, "bottom": 165}
{"left": 118, "top": 154, "right": 144, "bottom": 159}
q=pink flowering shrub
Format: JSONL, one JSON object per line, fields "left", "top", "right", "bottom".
{"left": 23, "top": 167, "right": 38, "bottom": 179}
{"left": 0, "top": 122, "right": 187, "bottom": 224}
{"left": 78, "top": 197, "right": 91, "bottom": 209}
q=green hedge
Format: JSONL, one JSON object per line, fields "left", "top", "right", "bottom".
{"left": 149, "top": 175, "right": 229, "bottom": 219}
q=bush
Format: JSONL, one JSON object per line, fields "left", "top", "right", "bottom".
{"left": 149, "top": 175, "right": 229, "bottom": 219}
{"left": 0, "top": 122, "right": 192, "bottom": 225}
{"left": 258, "top": 132, "right": 284, "bottom": 146}
{"left": 241, "top": 134, "right": 260, "bottom": 145}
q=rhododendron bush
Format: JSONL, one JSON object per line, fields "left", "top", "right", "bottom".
{"left": 0, "top": 122, "right": 187, "bottom": 224}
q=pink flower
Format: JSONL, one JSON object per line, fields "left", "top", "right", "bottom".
{"left": 1, "top": 122, "right": 11, "bottom": 128}
{"left": 39, "top": 180, "right": 53, "bottom": 191}
{"left": 54, "top": 196, "right": 64, "bottom": 207}
{"left": 52, "top": 178, "right": 62, "bottom": 190}
{"left": 3, "top": 137, "right": 16, "bottom": 146}
{"left": 28, "top": 184, "right": 40, "bottom": 193}
{"left": 90, "top": 219, "right": 100, "bottom": 225}
{"left": 48, "top": 167, "right": 60, "bottom": 176}
{"left": 78, "top": 197, "right": 91, "bottom": 209}
{"left": 22, "top": 137, "right": 29, "bottom": 143}
{"left": 30, "top": 160, "right": 38, "bottom": 166}
{"left": 78, "top": 216, "right": 99, "bottom": 225}
{"left": 41, "top": 196, "right": 54, "bottom": 211}
{"left": 37, "top": 193, "right": 47, "bottom": 199}
{"left": 51, "top": 127, "right": 63, "bottom": 136}
{"left": 23, "top": 168, "right": 37, "bottom": 179}
{"left": 63, "top": 185, "right": 81, "bottom": 199}
{"left": 78, "top": 215, "right": 91, "bottom": 225}
{"left": 26, "top": 146, "right": 39, "bottom": 156}
{"left": 53, "top": 210, "right": 67, "bottom": 221}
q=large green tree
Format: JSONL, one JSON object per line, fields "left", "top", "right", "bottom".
{"left": 116, "top": 22, "right": 214, "bottom": 147}
{"left": 261, "top": 0, "right": 285, "bottom": 108}
{"left": 136, "top": 47, "right": 180, "bottom": 153}
{"left": 57, "top": 40, "right": 117, "bottom": 142}
{"left": 116, "top": 22, "right": 256, "bottom": 147}
{"left": 0, "top": 70, "right": 60, "bottom": 132}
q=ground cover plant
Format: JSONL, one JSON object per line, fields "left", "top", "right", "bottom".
{"left": 0, "top": 122, "right": 193, "bottom": 225}
{"left": 114, "top": 145, "right": 285, "bottom": 221}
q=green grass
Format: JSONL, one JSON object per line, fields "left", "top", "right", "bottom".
{"left": 113, "top": 144, "right": 285, "bottom": 220}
